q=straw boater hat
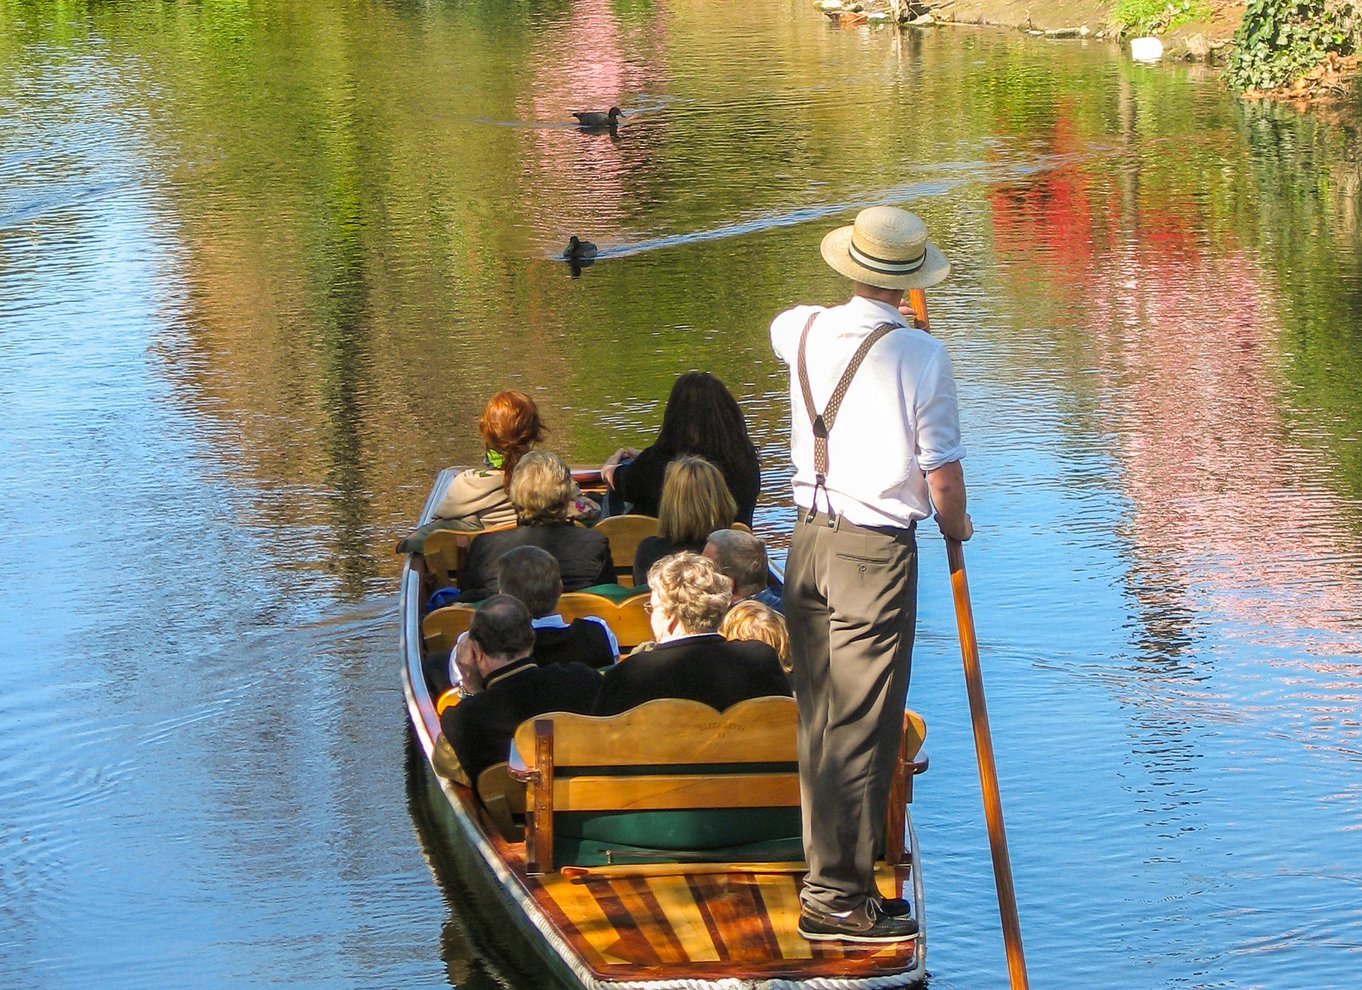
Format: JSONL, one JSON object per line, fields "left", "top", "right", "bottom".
{"left": 820, "top": 206, "right": 950, "bottom": 290}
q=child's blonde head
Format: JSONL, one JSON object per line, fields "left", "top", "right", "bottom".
{"left": 719, "top": 599, "right": 790, "bottom": 672}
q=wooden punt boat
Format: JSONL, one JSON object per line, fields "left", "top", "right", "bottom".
{"left": 401, "top": 467, "right": 929, "bottom": 989}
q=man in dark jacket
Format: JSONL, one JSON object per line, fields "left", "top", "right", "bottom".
{"left": 594, "top": 552, "right": 789, "bottom": 716}
{"left": 441, "top": 595, "right": 602, "bottom": 786}
{"left": 497, "top": 545, "right": 618, "bottom": 669}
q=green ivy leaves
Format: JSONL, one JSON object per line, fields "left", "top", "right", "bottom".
{"left": 1226, "top": 0, "right": 1359, "bottom": 91}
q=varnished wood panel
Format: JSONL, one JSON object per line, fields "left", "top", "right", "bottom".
{"left": 514, "top": 696, "right": 799, "bottom": 768}
{"left": 617, "top": 877, "right": 689, "bottom": 964}
{"left": 753, "top": 873, "right": 813, "bottom": 960}
{"left": 514, "top": 828, "right": 920, "bottom": 982}
{"left": 644, "top": 876, "right": 721, "bottom": 963}
{"left": 585, "top": 880, "right": 667, "bottom": 966}
{"left": 529, "top": 872, "right": 619, "bottom": 967}
{"left": 555, "top": 772, "right": 799, "bottom": 811}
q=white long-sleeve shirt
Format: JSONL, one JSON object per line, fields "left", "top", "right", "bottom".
{"left": 770, "top": 295, "right": 965, "bottom": 529}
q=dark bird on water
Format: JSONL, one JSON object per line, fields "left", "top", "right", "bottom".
{"left": 571, "top": 107, "right": 623, "bottom": 129}
{"left": 562, "top": 236, "right": 598, "bottom": 261}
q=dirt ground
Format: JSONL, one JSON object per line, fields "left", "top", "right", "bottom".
{"left": 922, "top": 0, "right": 1246, "bottom": 59}
{"left": 823, "top": 0, "right": 1360, "bottom": 113}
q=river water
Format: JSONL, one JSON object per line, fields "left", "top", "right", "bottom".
{"left": 2, "top": 1, "right": 1360, "bottom": 988}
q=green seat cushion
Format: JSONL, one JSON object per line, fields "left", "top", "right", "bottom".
{"left": 575, "top": 582, "right": 643, "bottom": 604}
{"left": 554, "top": 807, "right": 803, "bottom": 867}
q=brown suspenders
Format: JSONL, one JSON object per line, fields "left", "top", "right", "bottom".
{"left": 796, "top": 312, "right": 900, "bottom": 524}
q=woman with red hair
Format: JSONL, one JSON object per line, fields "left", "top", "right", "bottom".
{"left": 433, "top": 389, "right": 547, "bottom": 528}
{"left": 398, "top": 389, "right": 597, "bottom": 556}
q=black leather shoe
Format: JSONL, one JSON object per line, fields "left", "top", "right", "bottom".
{"left": 798, "top": 902, "right": 918, "bottom": 943}
{"left": 876, "top": 896, "right": 912, "bottom": 918}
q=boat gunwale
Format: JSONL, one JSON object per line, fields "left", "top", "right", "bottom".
{"left": 403, "top": 472, "right": 615, "bottom": 989}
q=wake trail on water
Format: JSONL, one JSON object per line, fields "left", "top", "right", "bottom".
{"left": 551, "top": 150, "right": 1097, "bottom": 260}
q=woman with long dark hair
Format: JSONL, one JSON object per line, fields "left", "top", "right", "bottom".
{"left": 602, "top": 371, "right": 761, "bottom": 526}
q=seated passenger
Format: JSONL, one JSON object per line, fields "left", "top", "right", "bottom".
{"left": 632, "top": 456, "right": 737, "bottom": 585}
{"left": 601, "top": 371, "right": 761, "bottom": 526}
{"left": 458, "top": 451, "right": 615, "bottom": 601}
{"left": 496, "top": 545, "right": 618, "bottom": 669}
{"left": 397, "top": 390, "right": 595, "bottom": 553}
{"left": 594, "top": 552, "right": 789, "bottom": 716}
{"left": 434, "top": 389, "right": 546, "bottom": 530}
{"left": 702, "top": 528, "right": 784, "bottom": 614}
{"left": 719, "top": 599, "right": 791, "bottom": 674}
{"left": 441, "top": 595, "right": 602, "bottom": 786}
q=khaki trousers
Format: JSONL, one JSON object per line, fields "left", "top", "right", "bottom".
{"left": 786, "top": 511, "right": 918, "bottom": 915}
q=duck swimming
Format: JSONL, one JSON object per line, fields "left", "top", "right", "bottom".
{"left": 571, "top": 107, "right": 622, "bottom": 129}
{"left": 562, "top": 236, "right": 598, "bottom": 261}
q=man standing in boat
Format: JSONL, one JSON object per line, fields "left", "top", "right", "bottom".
{"left": 770, "top": 206, "right": 972, "bottom": 944}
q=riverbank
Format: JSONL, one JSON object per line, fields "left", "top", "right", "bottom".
{"left": 923, "top": 0, "right": 1245, "bottom": 60}
{"left": 819, "top": 0, "right": 1360, "bottom": 117}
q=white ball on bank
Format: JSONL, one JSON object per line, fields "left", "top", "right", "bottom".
{"left": 1130, "top": 36, "right": 1164, "bottom": 61}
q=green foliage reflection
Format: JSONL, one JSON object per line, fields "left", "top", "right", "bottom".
{"left": 1239, "top": 102, "right": 1362, "bottom": 503}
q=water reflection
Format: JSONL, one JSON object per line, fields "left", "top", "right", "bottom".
{"left": 984, "top": 88, "right": 1362, "bottom": 664}
{"left": 978, "top": 86, "right": 1362, "bottom": 933}
{"left": 310, "top": 80, "right": 378, "bottom": 595}
{"left": 405, "top": 735, "right": 579, "bottom": 990}
{"left": 3, "top": 0, "right": 1362, "bottom": 988}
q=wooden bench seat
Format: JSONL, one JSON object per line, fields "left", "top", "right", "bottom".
{"left": 554, "top": 591, "right": 651, "bottom": 651}
{"left": 590, "top": 514, "right": 659, "bottom": 587}
{"left": 419, "top": 522, "right": 516, "bottom": 592}
{"left": 506, "top": 697, "right": 928, "bottom": 874}
{"left": 422, "top": 603, "right": 476, "bottom": 655}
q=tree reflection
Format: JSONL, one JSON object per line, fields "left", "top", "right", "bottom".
{"left": 984, "top": 70, "right": 1362, "bottom": 670}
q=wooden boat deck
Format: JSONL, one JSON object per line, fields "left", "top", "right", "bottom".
{"left": 492, "top": 814, "right": 920, "bottom": 983}
{"left": 402, "top": 468, "right": 926, "bottom": 989}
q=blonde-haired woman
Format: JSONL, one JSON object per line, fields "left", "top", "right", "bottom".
{"left": 632, "top": 456, "right": 737, "bottom": 585}
{"left": 594, "top": 552, "right": 790, "bottom": 716}
{"left": 457, "top": 451, "right": 615, "bottom": 601}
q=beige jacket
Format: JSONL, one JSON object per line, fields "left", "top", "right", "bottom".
{"left": 433, "top": 468, "right": 516, "bottom": 529}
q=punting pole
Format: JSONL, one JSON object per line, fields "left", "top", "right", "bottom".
{"left": 947, "top": 537, "right": 1029, "bottom": 990}
{"left": 909, "top": 283, "right": 1024, "bottom": 985}
{"left": 906, "top": 288, "right": 930, "bottom": 331}
{"left": 912, "top": 285, "right": 1029, "bottom": 989}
